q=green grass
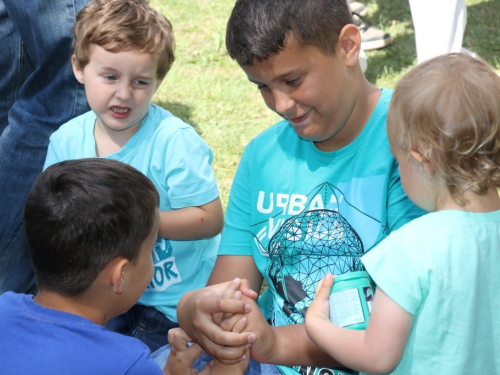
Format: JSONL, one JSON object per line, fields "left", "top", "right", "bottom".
{"left": 151, "top": 0, "right": 500, "bottom": 209}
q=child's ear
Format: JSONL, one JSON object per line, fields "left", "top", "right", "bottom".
{"left": 409, "top": 150, "right": 424, "bottom": 164}
{"left": 71, "top": 54, "right": 85, "bottom": 84}
{"left": 410, "top": 150, "right": 434, "bottom": 178}
{"left": 110, "top": 257, "right": 129, "bottom": 295}
{"left": 338, "top": 24, "right": 362, "bottom": 67}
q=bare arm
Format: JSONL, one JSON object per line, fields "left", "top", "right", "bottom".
{"left": 305, "top": 274, "right": 412, "bottom": 374}
{"left": 258, "top": 324, "right": 346, "bottom": 367}
{"left": 207, "top": 254, "right": 263, "bottom": 291}
{"left": 179, "top": 256, "right": 346, "bottom": 368}
{"left": 220, "top": 299, "right": 345, "bottom": 368}
{"left": 159, "top": 197, "right": 224, "bottom": 240}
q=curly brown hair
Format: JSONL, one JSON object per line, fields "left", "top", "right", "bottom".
{"left": 72, "top": 0, "right": 175, "bottom": 80}
{"left": 388, "top": 53, "right": 500, "bottom": 205}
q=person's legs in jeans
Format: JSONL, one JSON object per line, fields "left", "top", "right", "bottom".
{"left": 0, "top": 0, "right": 89, "bottom": 294}
{"left": 106, "top": 304, "right": 180, "bottom": 352}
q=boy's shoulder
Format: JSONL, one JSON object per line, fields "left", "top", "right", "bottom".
{"left": 0, "top": 292, "right": 161, "bottom": 375}
{"left": 144, "top": 104, "right": 211, "bottom": 151}
{"left": 145, "top": 104, "right": 199, "bottom": 136}
{"left": 51, "top": 109, "right": 95, "bottom": 137}
{"left": 148, "top": 104, "right": 189, "bottom": 128}
{"left": 0, "top": 291, "right": 22, "bottom": 312}
{"left": 362, "top": 88, "right": 393, "bottom": 131}
{"left": 376, "top": 88, "right": 393, "bottom": 112}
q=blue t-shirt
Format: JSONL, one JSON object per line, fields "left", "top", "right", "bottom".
{"left": 0, "top": 292, "right": 163, "bottom": 375}
{"left": 44, "top": 104, "right": 219, "bottom": 321}
{"left": 219, "top": 89, "right": 424, "bottom": 375}
{"left": 362, "top": 209, "right": 500, "bottom": 374}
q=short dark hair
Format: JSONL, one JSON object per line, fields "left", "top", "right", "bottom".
{"left": 24, "top": 158, "right": 159, "bottom": 296}
{"left": 226, "top": 0, "right": 353, "bottom": 66}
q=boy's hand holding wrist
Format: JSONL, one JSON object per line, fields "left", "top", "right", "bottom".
{"left": 177, "top": 282, "right": 255, "bottom": 363}
{"left": 208, "top": 279, "right": 253, "bottom": 372}
{"left": 217, "top": 280, "right": 278, "bottom": 365}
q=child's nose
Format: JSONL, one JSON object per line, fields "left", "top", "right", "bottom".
{"left": 116, "top": 83, "right": 133, "bottom": 101}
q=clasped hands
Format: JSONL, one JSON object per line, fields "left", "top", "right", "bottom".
{"left": 176, "top": 278, "right": 277, "bottom": 368}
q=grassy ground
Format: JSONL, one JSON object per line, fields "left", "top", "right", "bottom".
{"left": 150, "top": 0, "right": 500, "bottom": 209}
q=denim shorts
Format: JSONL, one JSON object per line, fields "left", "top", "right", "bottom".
{"left": 106, "top": 304, "right": 179, "bottom": 352}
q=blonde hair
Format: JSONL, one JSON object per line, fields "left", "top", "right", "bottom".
{"left": 72, "top": 0, "right": 175, "bottom": 80}
{"left": 388, "top": 53, "right": 500, "bottom": 204}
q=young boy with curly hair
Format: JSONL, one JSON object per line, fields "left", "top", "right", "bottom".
{"left": 43, "top": 0, "right": 223, "bottom": 351}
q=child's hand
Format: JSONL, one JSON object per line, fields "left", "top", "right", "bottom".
{"left": 211, "top": 278, "right": 243, "bottom": 325}
{"left": 210, "top": 320, "right": 250, "bottom": 375}
{"left": 218, "top": 278, "right": 253, "bottom": 362}
{"left": 306, "top": 273, "right": 334, "bottom": 325}
{"left": 218, "top": 292, "right": 278, "bottom": 365}
{"left": 210, "top": 278, "right": 251, "bottom": 374}
{"left": 177, "top": 285, "right": 254, "bottom": 363}
{"left": 163, "top": 328, "right": 210, "bottom": 375}
{"left": 305, "top": 273, "right": 337, "bottom": 365}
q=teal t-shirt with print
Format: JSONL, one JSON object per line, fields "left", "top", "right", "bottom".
{"left": 219, "top": 89, "right": 424, "bottom": 375}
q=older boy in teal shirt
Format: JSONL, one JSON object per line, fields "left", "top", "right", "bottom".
{"left": 177, "top": 0, "right": 424, "bottom": 374}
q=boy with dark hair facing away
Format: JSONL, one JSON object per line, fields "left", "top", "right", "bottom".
{"left": 0, "top": 158, "right": 215, "bottom": 375}
{"left": 43, "top": 0, "right": 224, "bottom": 351}
{"left": 306, "top": 53, "right": 500, "bottom": 374}
{"left": 176, "top": 0, "right": 424, "bottom": 374}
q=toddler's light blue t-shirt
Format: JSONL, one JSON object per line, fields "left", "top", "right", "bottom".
{"left": 362, "top": 209, "right": 500, "bottom": 374}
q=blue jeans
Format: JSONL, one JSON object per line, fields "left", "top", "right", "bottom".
{"left": 0, "top": 0, "right": 89, "bottom": 294}
{"left": 150, "top": 344, "right": 282, "bottom": 375}
{"left": 106, "top": 304, "right": 180, "bottom": 352}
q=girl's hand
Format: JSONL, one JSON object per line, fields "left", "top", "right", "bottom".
{"left": 306, "top": 273, "right": 334, "bottom": 325}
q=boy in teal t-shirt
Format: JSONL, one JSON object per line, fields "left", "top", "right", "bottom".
{"left": 176, "top": 0, "right": 423, "bottom": 374}
{"left": 306, "top": 53, "right": 500, "bottom": 374}
{"left": 43, "top": 0, "right": 223, "bottom": 352}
